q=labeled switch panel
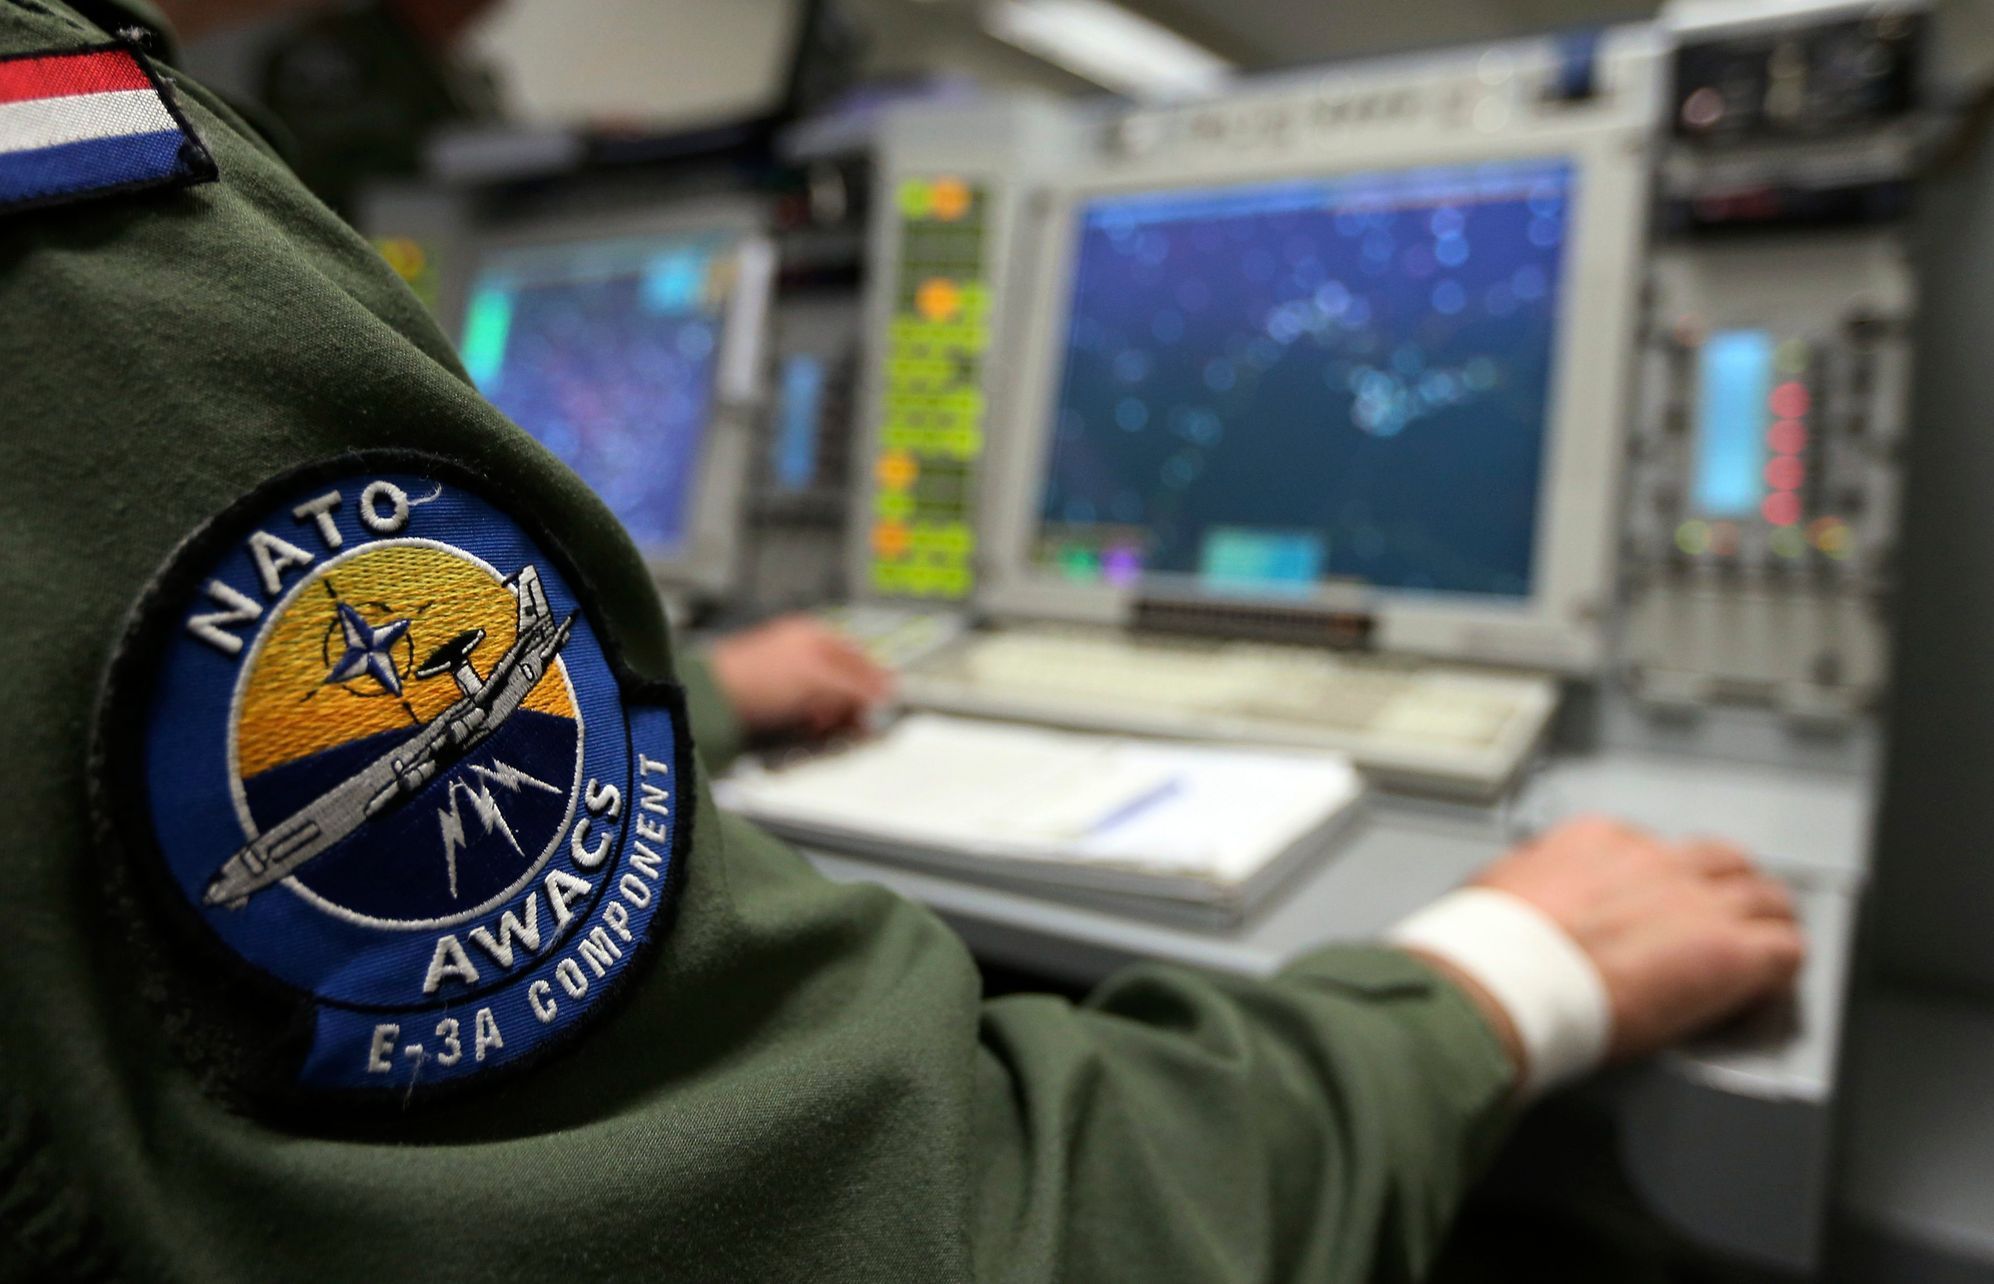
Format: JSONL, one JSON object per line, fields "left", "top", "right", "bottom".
{"left": 1624, "top": 237, "right": 1911, "bottom": 717}
{"left": 864, "top": 176, "right": 992, "bottom": 600}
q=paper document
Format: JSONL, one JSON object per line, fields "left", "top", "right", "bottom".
{"left": 718, "top": 715, "right": 1365, "bottom": 908}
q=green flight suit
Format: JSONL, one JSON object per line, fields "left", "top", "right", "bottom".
{"left": 0, "top": 2, "right": 1516, "bottom": 1279}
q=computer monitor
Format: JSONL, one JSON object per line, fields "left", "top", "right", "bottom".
{"left": 981, "top": 128, "right": 1649, "bottom": 672}
{"left": 459, "top": 215, "right": 771, "bottom": 598}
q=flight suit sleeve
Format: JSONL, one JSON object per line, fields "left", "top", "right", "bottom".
{"left": 969, "top": 941, "right": 1517, "bottom": 1282}
{"left": 677, "top": 650, "right": 749, "bottom": 772}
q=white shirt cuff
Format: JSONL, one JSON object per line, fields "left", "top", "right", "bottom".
{"left": 1388, "top": 887, "right": 1612, "bottom": 1098}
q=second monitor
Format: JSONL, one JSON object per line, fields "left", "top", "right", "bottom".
{"left": 460, "top": 216, "right": 771, "bottom": 602}
{"left": 976, "top": 110, "right": 1650, "bottom": 674}
{"left": 1036, "top": 158, "right": 1574, "bottom": 604}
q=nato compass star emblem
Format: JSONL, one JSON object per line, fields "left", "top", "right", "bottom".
{"left": 325, "top": 601, "right": 412, "bottom": 696}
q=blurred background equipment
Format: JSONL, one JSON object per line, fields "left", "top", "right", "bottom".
{"left": 255, "top": 0, "right": 503, "bottom": 216}
{"left": 1623, "top": 0, "right": 1922, "bottom": 720}
{"left": 456, "top": 213, "right": 773, "bottom": 610}
{"left": 175, "top": 0, "right": 1994, "bottom": 1278}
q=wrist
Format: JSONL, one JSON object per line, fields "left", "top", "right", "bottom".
{"left": 1388, "top": 887, "right": 1612, "bottom": 1099}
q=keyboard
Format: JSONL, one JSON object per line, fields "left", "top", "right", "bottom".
{"left": 897, "top": 627, "right": 1559, "bottom": 797}
{"left": 816, "top": 605, "right": 967, "bottom": 669}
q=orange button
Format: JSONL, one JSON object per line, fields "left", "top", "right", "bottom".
{"left": 875, "top": 449, "right": 919, "bottom": 490}
{"left": 375, "top": 237, "right": 425, "bottom": 279}
{"left": 930, "top": 177, "right": 971, "bottom": 222}
{"left": 915, "top": 277, "right": 962, "bottom": 323}
{"left": 872, "top": 521, "right": 911, "bottom": 558}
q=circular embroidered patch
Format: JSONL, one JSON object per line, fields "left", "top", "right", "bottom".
{"left": 96, "top": 455, "right": 692, "bottom": 1104}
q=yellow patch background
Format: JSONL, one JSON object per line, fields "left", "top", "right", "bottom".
{"left": 235, "top": 544, "right": 576, "bottom": 780}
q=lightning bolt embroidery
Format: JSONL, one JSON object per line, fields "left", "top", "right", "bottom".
{"left": 435, "top": 760, "right": 563, "bottom": 898}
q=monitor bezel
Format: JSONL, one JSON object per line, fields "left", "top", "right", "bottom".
{"left": 977, "top": 115, "right": 1650, "bottom": 673}
{"left": 457, "top": 202, "right": 771, "bottom": 601}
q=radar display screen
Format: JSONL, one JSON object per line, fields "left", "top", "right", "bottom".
{"left": 1036, "top": 158, "right": 1575, "bottom": 600}
{"left": 461, "top": 234, "right": 732, "bottom": 557}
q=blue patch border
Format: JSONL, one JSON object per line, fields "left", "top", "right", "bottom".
{"left": 89, "top": 450, "right": 695, "bottom": 1115}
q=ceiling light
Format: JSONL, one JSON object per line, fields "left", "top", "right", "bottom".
{"left": 980, "top": 0, "right": 1233, "bottom": 101}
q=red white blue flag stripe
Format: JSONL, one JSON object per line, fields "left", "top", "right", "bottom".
{"left": 0, "top": 43, "right": 215, "bottom": 213}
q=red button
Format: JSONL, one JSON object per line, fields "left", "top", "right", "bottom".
{"left": 1768, "top": 382, "right": 1810, "bottom": 419}
{"left": 1762, "top": 492, "right": 1802, "bottom": 526}
{"left": 1767, "top": 420, "right": 1807, "bottom": 455}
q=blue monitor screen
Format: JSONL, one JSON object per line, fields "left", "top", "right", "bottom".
{"left": 1036, "top": 158, "right": 1576, "bottom": 600}
{"left": 461, "top": 234, "right": 729, "bottom": 556}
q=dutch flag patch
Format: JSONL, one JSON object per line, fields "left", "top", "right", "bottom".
{"left": 0, "top": 41, "right": 216, "bottom": 215}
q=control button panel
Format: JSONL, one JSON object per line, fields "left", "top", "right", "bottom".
{"left": 866, "top": 176, "right": 991, "bottom": 599}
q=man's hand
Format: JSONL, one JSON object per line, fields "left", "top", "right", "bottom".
{"left": 1470, "top": 816, "right": 1805, "bottom": 1062}
{"left": 706, "top": 616, "right": 894, "bottom": 741}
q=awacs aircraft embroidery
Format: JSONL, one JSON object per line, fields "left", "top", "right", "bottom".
{"left": 95, "top": 456, "right": 692, "bottom": 1105}
{"left": 0, "top": 42, "right": 217, "bottom": 215}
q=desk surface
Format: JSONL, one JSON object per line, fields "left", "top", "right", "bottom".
{"left": 798, "top": 747, "right": 1870, "bottom": 1272}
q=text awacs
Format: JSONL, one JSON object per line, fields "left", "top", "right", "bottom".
{"left": 421, "top": 754, "right": 673, "bottom": 995}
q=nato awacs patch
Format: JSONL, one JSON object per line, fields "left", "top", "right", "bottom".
{"left": 0, "top": 41, "right": 217, "bottom": 215}
{"left": 95, "top": 455, "right": 691, "bottom": 1107}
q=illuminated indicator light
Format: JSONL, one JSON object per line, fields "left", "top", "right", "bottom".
{"left": 1102, "top": 546, "right": 1144, "bottom": 585}
{"left": 1761, "top": 491, "right": 1802, "bottom": 526}
{"left": 375, "top": 236, "right": 425, "bottom": 279}
{"left": 875, "top": 449, "right": 919, "bottom": 490}
{"left": 459, "top": 288, "right": 513, "bottom": 393}
{"left": 1768, "top": 381, "right": 1810, "bottom": 419}
{"left": 1694, "top": 330, "right": 1774, "bottom": 516}
{"left": 1058, "top": 545, "right": 1102, "bottom": 582}
{"left": 1764, "top": 455, "right": 1806, "bottom": 491}
{"left": 872, "top": 522, "right": 911, "bottom": 558}
{"left": 1767, "top": 419, "right": 1808, "bottom": 455}
{"left": 929, "top": 178, "right": 971, "bottom": 222}
{"left": 897, "top": 179, "right": 933, "bottom": 219}
{"left": 1770, "top": 527, "right": 1806, "bottom": 559}
{"left": 1811, "top": 516, "right": 1852, "bottom": 557}
{"left": 1709, "top": 522, "right": 1740, "bottom": 556}
{"left": 1774, "top": 338, "right": 1810, "bottom": 375}
{"left": 915, "top": 277, "right": 962, "bottom": 323}
{"left": 1674, "top": 520, "right": 1710, "bottom": 556}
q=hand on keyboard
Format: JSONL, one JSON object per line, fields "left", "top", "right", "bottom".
{"left": 708, "top": 615, "right": 896, "bottom": 740}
